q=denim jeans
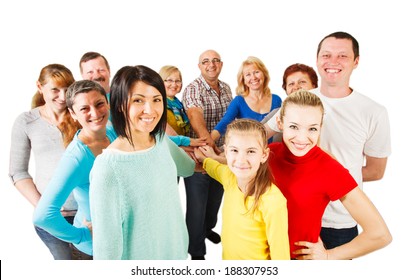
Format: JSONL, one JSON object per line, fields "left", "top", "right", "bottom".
{"left": 70, "top": 244, "right": 93, "bottom": 260}
{"left": 320, "top": 226, "right": 358, "bottom": 249}
{"left": 34, "top": 216, "right": 74, "bottom": 260}
{"left": 184, "top": 172, "right": 223, "bottom": 257}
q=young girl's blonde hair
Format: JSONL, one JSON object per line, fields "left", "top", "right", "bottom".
{"left": 225, "top": 118, "right": 273, "bottom": 213}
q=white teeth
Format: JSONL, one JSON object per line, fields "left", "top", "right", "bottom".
{"left": 141, "top": 118, "right": 154, "bottom": 123}
{"left": 91, "top": 116, "right": 104, "bottom": 123}
{"left": 326, "top": 69, "right": 340, "bottom": 73}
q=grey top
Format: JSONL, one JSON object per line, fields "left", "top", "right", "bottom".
{"left": 9, "top": 107, "right": 77, "bottom": 210}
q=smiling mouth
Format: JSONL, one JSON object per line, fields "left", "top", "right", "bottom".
{"left": 292, "top": 143, "right": 308, "bottom": 150}
{"left": 140, "top": 117, "right": 155, "bottom": 123}
{"left": 90, "top": 116, "right": 105, "bottom": 123}
{"left": 325, "top": 68, "right": 340, "bottom": 73}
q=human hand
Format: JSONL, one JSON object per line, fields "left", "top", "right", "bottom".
{"left": 198, "top": 145, "right": 217, "bottom": 158}
{"left": 83, "top": 218, "right": 93, "bottom": 237}
{"left": 293, "top": 237, "right": 329, "bottom": 260}
{"left": 194, "top": 146, "right": 207, "bottom": 162}
{"left": 189, "top": 137, "right": 207, "bottom": 147}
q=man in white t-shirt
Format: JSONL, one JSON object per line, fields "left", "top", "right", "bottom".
{"left": 265, "top": 31, "right": 391, "bottom": 249}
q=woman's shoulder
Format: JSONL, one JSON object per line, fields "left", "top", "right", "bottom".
{"left": 14, "top": 107, "right": 41, "bottom": 124}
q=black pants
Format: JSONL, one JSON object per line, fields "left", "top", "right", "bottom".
{"left": 184, "top": 172, "right": 223, "bottom": 257}
{"left": 320, "top": 226, "right": 358, "bottom": 249}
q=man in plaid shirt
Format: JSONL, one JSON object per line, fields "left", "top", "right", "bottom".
{"left": 182, "top": 49, "right": 233, "bottom": 260}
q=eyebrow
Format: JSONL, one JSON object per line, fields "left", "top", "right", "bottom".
{"left": 131, "top": 93, "right": 162, "bottom": 98}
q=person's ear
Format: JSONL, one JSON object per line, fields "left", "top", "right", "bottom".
{"left": 261, "top": 147, "right": 270, "bottom": 164}
{"left": 36, "top": 81, "right": 43, "bottom": 94}
{"left": 68, "top": 108, "right": 78, "bottom": 121}
{"left": 277, "top": 115, "right": 283, "bottom": 131}
{"left": 353, "top": 56, "right": 360, "bottom": 69}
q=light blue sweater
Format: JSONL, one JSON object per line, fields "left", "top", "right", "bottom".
{"left": 89, "top": 135, "right": 195, "bottom": 259}
{"left": 33, "top": 126, "right": 117, "bottom": 256}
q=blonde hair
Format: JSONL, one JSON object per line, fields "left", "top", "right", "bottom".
{"left": 225, "top": 118, "right": 273, "bottom": 213}
{"left": 280, "top": 89, "right": 324, "bottom": 124}
{"left": 158, "top": 65, "right": 182, "bottom": 83}
{"left": 236, "top": 56, "right": 271, "bottom": 97}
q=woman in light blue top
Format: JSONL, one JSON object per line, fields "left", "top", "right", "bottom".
{"left": 33, "top": 80, "right": 116, "bottom": 258}
{"left": 90, "top": 65, "right": 195, "bottom": 260}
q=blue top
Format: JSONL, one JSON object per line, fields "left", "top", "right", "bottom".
{"left": 214, "top": 95, "right": 282, "bottom": 135}
{"left": 169, "top": 135, "right": 191, "bottom": 146}
{"left": 33, "top": 125, "right": 117, "bottom": 256}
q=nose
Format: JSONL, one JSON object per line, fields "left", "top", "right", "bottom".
{"left": 296, "top": 129, "right": 309, "bottom": 141}
{"left": 143, "top": 101, "right": 152, "bottom": 113}
{"left": 59, "top": 89, "right": 66, "bottom": 101}
{"left": 89, "top": 105, "right": 98, "bottom": 117}
{"left": 235, "top": 151, "right": 246, "bottom": 163}
{"left": 293, "top": 83, "right": 301, "bottom": 91}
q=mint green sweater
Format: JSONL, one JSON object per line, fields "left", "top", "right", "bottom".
{"left": 89, "top": 135, "right": 194, "bottom": 259}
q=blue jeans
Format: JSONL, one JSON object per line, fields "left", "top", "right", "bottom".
{"left": 34, "top": 216, "right": 74, "bottom": 260}
{"left": 320, "top": 226, "right": 358, "bottom": 249}
{"left": 184, "top": 172, "right": 223, "bottom": 257}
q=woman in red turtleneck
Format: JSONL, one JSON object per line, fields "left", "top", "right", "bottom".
{"left": 268, "top": 90, "right": 391, "bottom": 260}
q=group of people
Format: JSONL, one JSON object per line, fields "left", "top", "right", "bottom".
{"left": 8, "top": 31, "right": 392, "bottom": 260}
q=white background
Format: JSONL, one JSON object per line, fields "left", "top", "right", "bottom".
{"left": 1, "top": 0, "right": 405, "bottom": 279}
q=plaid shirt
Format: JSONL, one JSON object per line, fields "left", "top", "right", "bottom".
{"left": 182, "top": 75, "right": 232, "bottom": 146}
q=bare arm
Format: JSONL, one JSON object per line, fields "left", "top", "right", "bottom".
{"left": 294, "top": 187, "right": 392, "bottom": 260}
{"left": 328, "top": 187, "right": 392, "bottom": 259}
{"left": 14, "top": 178, "right": 41, "bottom": 207}
{"left": 264, "top": 123, "right": 278, "bottom": 140}
{"left": 165, "top": 123, "right": 178, "bottom": 136}
{"left": 187, "top": 107, "right": 215, "bottom": 148}
{"left": 210, "top": 129, "right": 221, "bottom": 143}
{"left": 362, "top": 156, "right": 388, "bottom": 182}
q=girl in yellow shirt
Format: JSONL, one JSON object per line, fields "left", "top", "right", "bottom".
{"left": 194, "top": 118, "right": 289, "bottom": 260}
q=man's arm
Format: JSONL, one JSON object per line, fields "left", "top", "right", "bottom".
{"left": 187, "top": 107, "right": 216, "bottom": 148}
{"left": 362, "top": 156, "right": 388, "bottom": 182}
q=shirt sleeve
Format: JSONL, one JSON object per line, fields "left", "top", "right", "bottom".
{"left": 203, "top": 158, "right": 232, "bottom": 189}
{"left": 214, "top": 96, "right": 241, "bottom": 135}
{"left": 182, "top": 84, "right": 203, "bottom": 110}
{"left": 33, "top": 147, "right": 91, "bottom": 246}
{"left": 165, "top": 136, "right": 195, "bottom": 178}
{"left": 169, "top": 135, "right": 191, "bottom": 146}
{"left": 260, "top": 185, "right": 290, "bottom": 260}
{"left": 266, "top": 108, "right": 282, "bottom": 132}
{"left": 90, "top": 156, "right": 124, "bottom": 260}
{"left": 8, "top": 113, "right": 32, "bottom": 184}
{"left": 364, "top": 106, "right": 391, "bottom": 157}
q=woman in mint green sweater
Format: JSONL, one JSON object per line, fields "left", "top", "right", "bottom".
{"left": 89, "top": 65, "right": 195, "bottom": 260}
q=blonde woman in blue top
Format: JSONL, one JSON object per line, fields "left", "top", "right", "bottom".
{"left": 89, "top": 65, "right": 195, "bottom": 260}
{"left": 211, "top": 56, "right": 282, "bottom": 143}
{"left": 33, "top": 80, "right": 116, "bottom": 258}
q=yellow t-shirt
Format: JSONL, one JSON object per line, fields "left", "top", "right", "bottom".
{"left": 204, "top": 158, "right": 290, "bottom": 260}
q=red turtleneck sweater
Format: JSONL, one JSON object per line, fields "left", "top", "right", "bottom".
{"left": 268, "top": 142, "right": 357, "bottom": 259}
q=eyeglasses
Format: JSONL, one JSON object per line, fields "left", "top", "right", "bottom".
{"left": 164, "top": 79, "right": 182, "bottom": 85}
{"left": 201, "top": 58, "right": 222, "bottom": 66}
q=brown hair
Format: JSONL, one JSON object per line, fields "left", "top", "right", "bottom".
{"left": 282, "top": 63, "right": 318, "bottom": 91}
{"left": 32, "top": 64, "right": 81, "bottom": 147}
{"left": 225, "top": 118, "right": 273, "bottom": 213}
